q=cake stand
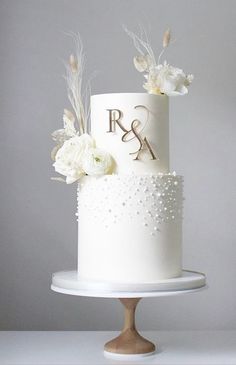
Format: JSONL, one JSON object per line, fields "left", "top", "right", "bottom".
{"left": 51, "top": 269, "right": 206, "bottom": 360}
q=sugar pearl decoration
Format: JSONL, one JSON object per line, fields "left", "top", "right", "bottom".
{"left": 77, "top": 173, "right": 183, "bottom": 234}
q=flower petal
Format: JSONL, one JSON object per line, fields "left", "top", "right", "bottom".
{"left": 82, "top": 147, "right": 114, "bottom": 176}
{"left": 51, "top": 144, "right": 62, "bottom": 161}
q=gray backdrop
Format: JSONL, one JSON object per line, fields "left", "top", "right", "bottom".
{"left": 0, "top": 0, "right": 236, "bottom": 331}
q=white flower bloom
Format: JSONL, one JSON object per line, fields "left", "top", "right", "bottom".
{"left": 143, "top": 69, "right": 162, "bottom": 95}
{"left": 53, "top": 133, "right": 95, "bottom": 184}
{"left": 144, "top": 62, "right": 193, "bottom": 96}
{"left": 133, "top": 54, "right": 152, "bottom": 72}
{"left": 82, "top": 148, "right": 114, "bottom": 176}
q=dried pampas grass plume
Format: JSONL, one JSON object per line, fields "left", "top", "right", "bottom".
{"left": 69, "top": 54, "right": 78, "bottom": 73}
{"left": 64, "top": 33, "right": 91, "bottom": 135}
{"left": 163, "top": 28, "right": 171, "bottom": 48}
{"left": 124, "top": 25, "right": 173, "bottom": 66}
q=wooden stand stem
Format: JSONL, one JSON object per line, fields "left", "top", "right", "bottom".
{"left": 104, "top": 298, "right": 156, "bottom": 355}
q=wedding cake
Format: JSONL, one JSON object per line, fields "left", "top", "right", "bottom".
{"left": 51, "top": 29, "right": 193, "bottom": 284}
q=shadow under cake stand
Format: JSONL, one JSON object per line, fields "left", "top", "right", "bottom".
{"left": 51, "top": 270, "right": 206, "bottom": 360}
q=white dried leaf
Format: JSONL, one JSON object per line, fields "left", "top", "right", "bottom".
{"left": 133, "top": 54, "right": 152, "bottom": 72}
{"left": 51, "top": 129, "right": 67, "bottom": 143}
{"left": 50, "top": 177, "right": 66, "bottom": 183}
{"left": 63, "top": 109, "right": 76, "bottom": 137}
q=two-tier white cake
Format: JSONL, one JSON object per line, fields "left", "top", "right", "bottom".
{"left": 77, "top": 93, "right": 183, "bottom": 282}
{"left": 51, "top": 29, "right": 194, "bottom": 286}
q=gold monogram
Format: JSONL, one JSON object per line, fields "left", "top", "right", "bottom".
{"left": 106, "top": 105, "right": 157, "bottom": 160}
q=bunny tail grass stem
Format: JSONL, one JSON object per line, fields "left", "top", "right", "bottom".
{"left": 158, "top": 48, "right": 165, "bottom": 65}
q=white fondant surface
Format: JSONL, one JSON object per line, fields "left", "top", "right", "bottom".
{"left": 78, "top": 174, "right": 183, "bottom": 282}
{"left": 91, "top": 93, "right": 169, "bottom": 174}
{"left": 77, "top": 93, "right": 183, "bottom": 284}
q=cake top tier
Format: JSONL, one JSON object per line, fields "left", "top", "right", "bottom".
{"left": 51, "top": 30, "right": 193, "bottom": 184}
{"left": 91, "top": 93, "right": 169, "bottom": 175}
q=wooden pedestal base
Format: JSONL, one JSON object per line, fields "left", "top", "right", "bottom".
{"left": 104, "top": 298, "right": 156, "bottom": 356}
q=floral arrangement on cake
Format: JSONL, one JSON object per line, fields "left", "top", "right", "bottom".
{"left": 51, "top": 35, "right": 114, "bottom": 184}
{"left": 124, "top": 27, "right": 194, "bottom": 96}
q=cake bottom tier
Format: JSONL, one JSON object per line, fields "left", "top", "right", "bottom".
{"left": 77, "top": 174, "right": 183, "bottom": 283}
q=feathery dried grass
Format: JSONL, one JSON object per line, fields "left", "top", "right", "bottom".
{"left": 123, "top": 25, "right": 156, "bottom": 67}
{"left": 64, "top": 32, "right": 90, "bottom": 135}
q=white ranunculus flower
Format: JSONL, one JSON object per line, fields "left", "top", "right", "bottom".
{"left": 82, "top": 148, "right": 114, "bottom": 176}
{"left": 144, "top": 62, "right": 193, "bottom": 96}
{"left": 53, "top": 133, "right": 95, "bottom": 184}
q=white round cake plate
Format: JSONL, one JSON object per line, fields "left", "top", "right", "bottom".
{"left": 51, "top": 269, "right": 206, "bottom": 298}
{"left": 51, "top": 270, "right": 206, "bottom": 360}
